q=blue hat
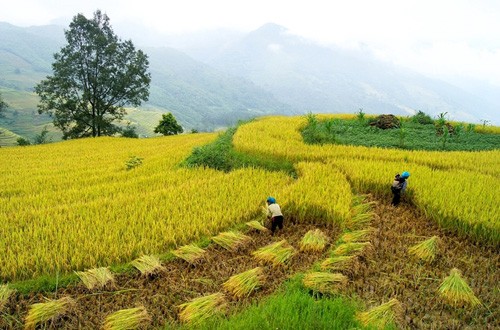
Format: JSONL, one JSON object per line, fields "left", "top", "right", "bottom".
{"left": 401, "top": 171, "right": 410, "bottom": 179}
{"left": 266, "top": 196, "right": 276, "bottom": 204}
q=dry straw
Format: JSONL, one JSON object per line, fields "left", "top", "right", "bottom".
{"left": 438, "top": 268, "right": 481, "bottom": 307}
{"left": 211, "top": 231, "right": 251, "bottom": 251}
{"left": 302, "top": 272, "right": 347, "bottom": 294}
{"left": 331, "top": 242, "right": 372, "bottom": 256}
{"left": 0, "top": 284, "right": 15, "bottom": 311}
{"left": 408, "top": 236, "right": 440, "bottom": 262}
{"left": 178, "top": 292, "right": 227, "bottom": 324}
{"left": 130, "top": 255, "right": 164, "bottom": 276}
{"left": 103, "top": 306, "right": 151, "bottom": 330}
{"left": 252, "top": 240, "right": 296, "bottom": 266}
{"left": 24, "top": 296, "right": 75, "bottom": 329}
{"left": 300, "top": 229, "right": 329, "bottom": 252}
{"left": 172, "top": 244, "right": 206, "bottom": 264}
{"left": 223, "top": 267, "right": 265, "bottom": 298}
{"left": 246, "top": 220, "right": 268, "bottom": 231}
{"left": 356, "top": 298, "right": 403, "bottom": 329}
{"left": 320, "top": 255, "right": 359, "bottom": 274}
{"left": 75, "top": 267, "right": 114, "bottom": 290}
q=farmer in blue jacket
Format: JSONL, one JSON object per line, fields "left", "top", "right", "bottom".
{"left": 391, "top": 171, "right": 410, "bottom": 206}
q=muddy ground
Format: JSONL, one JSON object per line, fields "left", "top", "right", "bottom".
{"left": 1, "top": 196, "right": 498, "bottom": 329}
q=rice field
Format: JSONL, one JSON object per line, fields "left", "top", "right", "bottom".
{"left": 0, "top": 114, "right": 498, "bottom": 329}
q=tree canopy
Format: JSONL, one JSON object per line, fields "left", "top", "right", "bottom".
{"left": 0, "top": 93, "right": 7, "bottom": 117}
{"left": 154, "top": 113, "right": 183, "bottom": 136}
{"left": 35, "top": 10, "right": 151, "bottom": 139}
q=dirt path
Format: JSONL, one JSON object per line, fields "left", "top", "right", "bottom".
{"left": 348, "top": 196, "right": 499, "bottom": 329}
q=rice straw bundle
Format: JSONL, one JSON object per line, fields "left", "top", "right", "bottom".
{"left": 246, "top": 220, "right": 268, "bottom": 231}
{"left": 408, "top": 236, "right": 440, "bottom": 262}
{"left": 300, "top": 229, "right": 329, "bottom": 252}
{"left": 356, "top": 298, "right": 403, "bottom": 329}
{"left": 75, "top": 267, "right": 114, "bottom": 290}
{"left": 331, "top": 242, "right": 372, "bottom": 256}
{"left": 212, "top": 231, "right": 251, "bottom": 251}
{"left": 172, "top": 244, "right": 206, "bottom": 264}
{"left": 24, "top": 296, "right": 75, "bottom": 329}
{"left": 178, "top": 292, "right": 227, "bottom": 324}
{"left": 252, "top": 240, "right": 295, "bottom": 266}
{"left": 103, "top": 306, "right": 150, "bottom": 330}
{"left": 0, "top": 284, "right": 14, "bottom": 311}
{"left": 302, "top": 272, "right": 347, "bottom": 294}
{"left": 130, "top": 255, "right": 164, "bottom": 276}
{"left": 223, "top": 267, "right": 265, "bottom": 298}
{"left": 438, "top": 268, "right": 481, "bottom": 307}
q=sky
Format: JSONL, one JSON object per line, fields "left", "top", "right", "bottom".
{"left": 2, "top": 0, "right": 500, "bottom": 88}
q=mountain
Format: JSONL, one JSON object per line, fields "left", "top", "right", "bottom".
{"left": 0, "top": 22, "right": 291, "bottom": 142}
{"left": 198, "top": 23, "right": 498, "bottom": 123}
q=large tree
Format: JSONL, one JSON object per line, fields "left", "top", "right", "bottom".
{"left": 0, "top": 92, "right": 7, "bottom": 117}
{"left": 35, "top": 10, "right": 151, "bottom": 139}
{"left": 154, "top": 113, "right": 183, "bottom": 136}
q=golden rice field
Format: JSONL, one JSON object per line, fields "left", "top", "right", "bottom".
{"left": 0, "top": 115, "right": 498, "bottom": 284}
{"left": 233, "top": 116, "right": 500, "bottom": 245}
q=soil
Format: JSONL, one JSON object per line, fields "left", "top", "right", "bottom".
{"left": 1, "top": 196, "right": 498, "bottom": 329}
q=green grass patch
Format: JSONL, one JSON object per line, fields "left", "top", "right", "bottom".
{"left": 182, "top": 123, "right": 297, "bottom": 177}
{"left": 301, "top": 115, "right": 500, "bottom": 151}
{"left": 182, "top": 276, "right": 360, "bottom": 330}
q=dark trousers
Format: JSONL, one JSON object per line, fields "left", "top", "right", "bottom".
{"left": 271, "top": 216, "right": 284, "bottom": 234}
{"left": 391, "top": 187, "right": 401, "bottom": 206}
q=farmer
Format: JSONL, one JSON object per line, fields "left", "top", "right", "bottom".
{"left": 266, "top": 196, "right": 284, "bottom": 235}
{"left": 391, "top": 171, "right": 410, "bottom": 206}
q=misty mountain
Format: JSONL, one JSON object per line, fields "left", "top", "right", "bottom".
{"left": 195, "top": 23, "right": 498, "bottom": 123}
{"left": 0, "top": 22, "right": 291, "bottom": 134}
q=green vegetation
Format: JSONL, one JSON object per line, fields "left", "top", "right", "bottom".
{"left": 35, "top": 10, "right": 151, "bottom": 139}
{"left": 182, "top": 124, "right": 296, "bottom": 176}
{"left": 301, "top": 114, "right": 500, "bottom": 151}
{"left": 185, "top": 277, "right": 360, "bottom": 330}
{"left": 154, "top": 112, "right": 183, "bottom": 135}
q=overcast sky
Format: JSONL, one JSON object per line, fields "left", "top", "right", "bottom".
{"left": 2, "top": 0, "right": 500, "bottom": 88}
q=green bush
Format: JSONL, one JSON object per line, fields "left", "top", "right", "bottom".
{"left": 411, "top": 111, "right": 434, "bottom": 125}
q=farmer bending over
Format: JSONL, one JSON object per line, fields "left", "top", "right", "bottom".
{"left": 391, "top": 171, "right": 410, "bottom": 206}
{"left": 266, "top": 197, "right": 284, "bottom": 235}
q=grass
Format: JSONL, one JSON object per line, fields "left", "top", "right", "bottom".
{"left": 24, "top": 296, "right": 75, "bottom": 329}
{"left": 103, "top": 306, "right": 151, "bottom": 330}
{"left": 187, "top": 276, "right": 360, "bottom": 330}
{"left": 223, "top": 267, "right": 265, "bottom": 298}
{"left": 301, "top": 116, "right": 500, "bottom": 151}
{"left": 438, "top": 268, "right": 481, "bottom": 307}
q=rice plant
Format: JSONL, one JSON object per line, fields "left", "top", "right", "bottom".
{"left": 408, "top": 236, "right": 440, "bottom": 262}
{"left": 130, "top": 255, "right": 164, "bottom": 276}
{"left": 223, "top": 267, "right": 265, "bottom": 298}
{"left": 300, "top": 229, "right": 329, "bottom": 252}
{"left": 338, "top": 228, "right": 374, "bottom": 243}
{"left": 356, "top": 298, "right": 403, "bottom": 329}
{"left": 302, "top": 272, "right": 347, "bottom": 294}
{"left": 172, "top": 244, "right": 206, "bottom": 264}
{"left": 24, "top": 296, "right": 75, "bottom": 329}
{"left": 438, "top": 268, "right": 481, "bottom": 307}
{"left": 103, "top": 306, "right": 151, "bottom": 330}
{"left": 178, "top": 292, "right": 227, "bottom": 324}
{"left": 331, "top": 242, "right": 372, "bottom": 256}
{"left": 246, "top": 220, "right": 268, "bottom": 231}
{"left": 252, "top": 240, "right": 296, "bottom": 266}
{"left": 211, "top": 231, "right": 251, "bottom": 251}
{"left": 0, "top": 284, "right": 15, "bottom": 311}
{"left": 320, "top": 255, "right": 359, "bottom": 274}
{"left": 75, "top": 267, "right": 115, "bottom": 290}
